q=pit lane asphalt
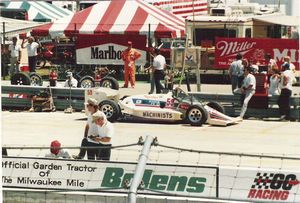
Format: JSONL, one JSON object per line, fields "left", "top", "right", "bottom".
{"left": 1, "top": 82, "right": 300, "bottom": 170}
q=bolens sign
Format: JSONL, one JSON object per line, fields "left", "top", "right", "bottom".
{"left": 76, "top": 34, "right": 147, "bottom": 65}
{"left": 214, "top": 37, "right": 299, "bottom": 70}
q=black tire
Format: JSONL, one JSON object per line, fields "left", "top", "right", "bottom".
{"left": 30, "top": 73, "right": 43, "bottom": 86}
{"left": 79, "top": 76, "right": 95, "bottom": 88}
{"left": 100, "top": 76, "right": 119, "bottom": 90}
{"left": 186, "top": 104, "right": 208, "bottom": 126}
{"left": 207, "top": 101, "right": 225, "bottom": 114}
{"left": 99, "top": 100, "right": 120, "bottom": 122}
{"left": 11, "top": 72, "right": 31, "bottom": 85}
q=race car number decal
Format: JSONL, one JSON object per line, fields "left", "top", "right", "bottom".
{"left": 166, "top": 98, "right": 174, "bottom": 107}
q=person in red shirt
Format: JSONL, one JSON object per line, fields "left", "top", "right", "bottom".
{"left": 121, "top": 41, "right": 141, "bottom": 88}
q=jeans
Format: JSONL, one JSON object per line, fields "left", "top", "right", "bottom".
{"left": 154, "top": 70, "right": 164, "bottom": 94}
{"left": 28, "top": 56, "right": 37, "bottom": 72}
{"left": 149, "top": 73, "right": 155, "bottom": 94}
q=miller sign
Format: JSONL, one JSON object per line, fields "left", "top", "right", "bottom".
{"left": 215, "top": 37, "right": 299, "bottom": 70}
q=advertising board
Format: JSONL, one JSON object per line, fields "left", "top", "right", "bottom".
{"left": 214, "top": 37, "right": 299, "bottom": 70}
{"left": 219, "top": 167, "right": 300, "bottom": 202}
{"left": 76, "top": 34, "right": 147, "bottom": 65}
{"left": 2, "top": 157, "right": 218, "bottom": 198}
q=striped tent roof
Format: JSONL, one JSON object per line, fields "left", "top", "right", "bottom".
{"left": 31, "top": 0, "right": 185, "bottom": 38}
{"left": 4, "top": 1, "right": 73, "bottom": 22}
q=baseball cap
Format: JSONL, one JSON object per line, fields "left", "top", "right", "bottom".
{"left": 127, "top": 41, "right": 132, "bottom": 45}
{"left": 87, "top": 98, "right": 98, "bottom": 106}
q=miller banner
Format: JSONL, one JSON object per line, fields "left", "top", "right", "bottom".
{"left": 2, "top": 157, "right": 218, "bottom": 197}
{"left": 214, "top": 37, "right": 299, "bottom": 70}
{"left": 75, "top": 34, "right": 147, "bottom": 65}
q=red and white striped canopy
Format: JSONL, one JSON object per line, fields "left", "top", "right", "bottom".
{"left": 31, "top": 0, "right": 185, "bottom": 38}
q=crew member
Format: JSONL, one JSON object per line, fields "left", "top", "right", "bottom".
{"left": 21, "top": 36, "right": 39, "bottom": 72}
{"left": 229, "top": 53, "right": 243, "bottom": 93}
{"left": 278, "top": 63, "right": 293, "bottom": 121}
{"left": 8, "top": 36, "right": 21, "bottom": 76}
{"left": 91, "top": 111, "right": 114, "bottom": 160}
{"left": 239, "top": 66, "right": 256, "bottom": 119}
{"left": 121, "top": 41, "right": 141, "bottom": 88}
{"left": 152, "top": 48, "right": 166, "bottom": 94}
{"left": 73, "top": 98, "right": 99, "bottom": 160}
{"left": 45, "top": 140, "right": 70, "bottom": 158}
{"left": 64, "top": 72, "right": 78, "bottom": 88}
{"left": 264, "top": 53, "right": 277, "bottom": 74}
{"left": 49, "top": 68, "right": 58, "bottom": 87}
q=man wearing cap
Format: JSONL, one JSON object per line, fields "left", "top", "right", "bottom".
{"left": 45, "top": 140, "right": 70, "bottom": 159}
{"left": 121, "top": 41, "right": 141, "bottom": 88}
{"left": 64, "top": 72, "right": 78, "bottom": 88}
{"left": 73, "top": 98, "right": 99, "bottom": 159}
{"left": 282, "top": 56, "right": 296, "bottom": 85}
{"left": 21, "top": 36, "right": 39, "bottom": 72}
{"left": 91, "top": 111, "right": 114, "bottom": 160}
{"left": 8, "top": 37, "right": 21, "bottom": 76}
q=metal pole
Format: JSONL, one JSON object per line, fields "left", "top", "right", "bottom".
{"left": 196, "top": 49, "right": 201, "bottom": 92}
{"left": 128, "top": 135, "right": 154, "bottom": 203}
{"left": 3, "top": 22, "right": 5, "bottom": 47}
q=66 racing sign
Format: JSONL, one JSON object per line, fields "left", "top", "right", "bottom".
{"left": 214, "top": 37, "right": 299, "bottom": 70}
{"left": 76, "top": 34, "right": 147, "bottom": 65}
{"left": 219, "top": 167, "right": 300, "bottom": 202}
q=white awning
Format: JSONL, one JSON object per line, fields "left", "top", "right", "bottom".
{"left": 253, "top": 15, "right": 299, "bottom": 27}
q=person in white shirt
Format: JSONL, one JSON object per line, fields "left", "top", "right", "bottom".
{"left": 45, "top": 140, "right": 70, "bottom": 159}
{"left": 8, "top": 37, "right": 21, "bottom": 76}
{"left": 264, "top": 53, "right": 277, "bottom": 74}
{"left": 64, "top": 72, "right": 78, "bottom": 88}
{"left": 21, "top": 36, "right": 39, "bottom": 72}
{"left": 268, "top": 68, "right": 281, "bottom": 96}
{"left": 91, "top": 111, "right": 114, "bottom": 160}
{"left": 282, "top": 56, "right": 297, "bottom": 85}
{"left": 229, "top": 53, "right": 243, "bottom": 93}
{"left": 73, "top": 98, "right": 99, "bottom": 159}
{"left": 239, "top": 66, "right": 256, "bottom": 119}
{"left": 152, "top": 48, "right": 166, "bottom": 93}
{"left": 278, "top": 63, "right": 293, "bottom": 121}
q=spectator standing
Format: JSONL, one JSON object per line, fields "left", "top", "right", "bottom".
{"left": 268, "top": 69, "right": 281, "bottom": 96}
{"left": 91, "top": 111, "right": 114, "bottom": 160}
{"left": 264, "top": 53, "right": 277, "bottom": 74}
{"left": 278, "top": 63, "right": 293, "bottom": 121}
{"left": 152, "top": 48, "right": 166, "bottom": 94}
{"left": 229, "top": 53, "right": 243, "bottom": 93}
{"left": 45, "top": 140, "right": 70, "bottom": 158}
{"left": 282, "top": 56, "right": 297, "bottom": 85}
{"left": 121, "top": 41, "right": 141, "bottom": 88}
{"left": 8, "top": 37, "right": 21, "bottom": 76}
{"left": 21, "top": 36, "right": 39, "bottom": 72}
{"left": 238, "top": 66, "right": 256, "bottom": 119}
{"left": 73, "top": 98, "right": 99, "bottom": 160}
{"left": 64, "top": 72, "right": 78, "bottom": 88}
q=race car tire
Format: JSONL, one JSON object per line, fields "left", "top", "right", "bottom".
{"left": 186, "top": 104, "right": 208, "bottom": 126}
{"left": 79, "top": 76, "right": 95, "bottom": 88}
{"left": 99, "top": 100, "right": 120, "bottom": 122}
{"left": 11, "top": 72, "right": 31, "bottom": 85}
{"left": 30, "top": 73, "right": 43, "bottom": 86}
{"left": 99, "top": 76, "right": 119, "bottom": 90}
{"left": 207, "top": 101, "right": 225, "bottom": 114}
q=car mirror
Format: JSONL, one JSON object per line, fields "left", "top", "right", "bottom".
{"left": 160, "top": 101, "right": 166, "bottom": 108}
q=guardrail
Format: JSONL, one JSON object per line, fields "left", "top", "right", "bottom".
{"left": 1, "top": 85, "right": 85, "bottom": 111}
{"left": 2, "top": 85, "right": 299, "bottom": 120}
{"left": 190, "top": 92, "right": 300, "bottom": 120}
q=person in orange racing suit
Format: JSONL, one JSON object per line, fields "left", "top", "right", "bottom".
{"left": 121, "top": 41, "right": 141, "bottom": 88}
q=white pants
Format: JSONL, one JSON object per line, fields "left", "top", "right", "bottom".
{"left": 240, "top": 90, "right": 255, "bottom": 118}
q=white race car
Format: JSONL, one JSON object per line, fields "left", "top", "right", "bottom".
{"left": 98, "top": 88, "right": 242, "bottom": 126}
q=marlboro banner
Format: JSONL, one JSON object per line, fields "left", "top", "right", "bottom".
{"left": 214, "top": 37, "right": 299, "bottom": 70}
{"left": 76, "top": 34, "right": 147, "bottom": 65}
